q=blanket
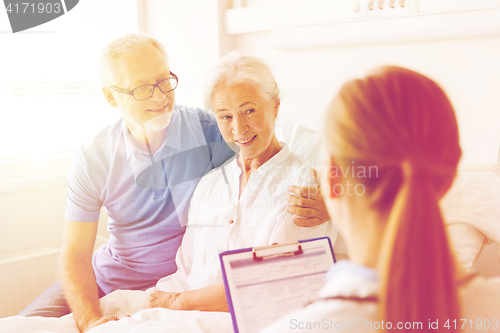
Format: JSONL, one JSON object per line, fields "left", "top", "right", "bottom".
{"left": 0, "top": 290, "right": 233, "bottom": 333}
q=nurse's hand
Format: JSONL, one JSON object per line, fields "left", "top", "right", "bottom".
{"left": 286, "top": 168, "right": 331, "bottom": 227}
{"left": 144, "top": 290, "right": 185, "bottom": 310}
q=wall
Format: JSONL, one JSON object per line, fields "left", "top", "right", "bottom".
{"left": 230, "top": 32, "right": 500, "bottom": 165}
{"left": 0, "top": 184, "right": 66, "bottom": 254}
{"left": 0, "top": 153, "right": 70, "bottom": 255}
{"left": 142, "top": 0, "right": 234, "bottom": 109}
{"left": 142, "top": 0, "right": 239, "bottom": 109}
{"left": 0, "top": 154, "right": 110, "bottom": 256}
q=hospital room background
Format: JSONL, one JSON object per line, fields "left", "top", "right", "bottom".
{"left": 1, "top": 0, "right": 500, "bottom": 319}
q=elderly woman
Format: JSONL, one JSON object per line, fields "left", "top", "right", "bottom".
{"left": 261, "top": 66, "right": 500, "bottom": 333}
{"left": 134, "top": 52, "right": 338, "bottom": 311}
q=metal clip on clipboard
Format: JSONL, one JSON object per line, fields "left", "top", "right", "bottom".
{"left": 252, "top": 241, "right": 303, "bottom": 261}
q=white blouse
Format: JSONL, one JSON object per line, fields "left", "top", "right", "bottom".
{"left": 156, "top": 143, "right": 338, "bottom": 292}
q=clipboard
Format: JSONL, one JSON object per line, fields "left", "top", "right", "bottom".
{"left": 219, "top": 237, "right": 335, "bottom": 333}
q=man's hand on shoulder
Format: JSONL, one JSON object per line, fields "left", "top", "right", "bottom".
{"left": 286, "top": 168, "right": 331, "bottom": 227}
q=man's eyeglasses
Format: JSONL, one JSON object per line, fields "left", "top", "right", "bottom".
{"left": 110, "top": 72, "right": 178, "bottom": 101}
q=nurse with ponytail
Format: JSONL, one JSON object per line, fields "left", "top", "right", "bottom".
{"left": 261, "top": 66, "right": 500, "bottom": 333}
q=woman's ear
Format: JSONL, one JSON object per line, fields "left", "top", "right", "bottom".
{"left": 328, "top": 157, "right": 341, "bottom": 198}
{"left": 274, "top": 98, "right": 280, "bottom": 118}
{"left": 103, "top": 87, "right": 118, "bottom": 108}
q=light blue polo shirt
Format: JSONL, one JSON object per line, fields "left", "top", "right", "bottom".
{"left": 65, "top": 105, "right": 235, "bottom": 294}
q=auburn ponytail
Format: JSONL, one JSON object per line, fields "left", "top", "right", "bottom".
{"left": 379, "top": 163, "right": 460, "bottom": 332}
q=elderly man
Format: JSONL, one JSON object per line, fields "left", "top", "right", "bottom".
{"left": 19, "top": 34, "right": 329, "bottom": 332}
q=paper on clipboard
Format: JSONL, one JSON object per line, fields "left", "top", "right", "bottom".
{"left": 220, "top": 237, "right": 335, "bottom": 333}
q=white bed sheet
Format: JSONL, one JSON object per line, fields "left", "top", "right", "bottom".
{"left": 0, "top": 290, "right": 233, "bottom": 333}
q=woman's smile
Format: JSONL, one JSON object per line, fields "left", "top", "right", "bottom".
{"left": 234, "top": 135, "right": 257, "bottom": 145}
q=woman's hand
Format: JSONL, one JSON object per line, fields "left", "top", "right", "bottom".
{"left": 144, "top": 284, "right": 228, "bottom": 312}
{"left": 144, "top": 290, "right": 185, "bottom": 310}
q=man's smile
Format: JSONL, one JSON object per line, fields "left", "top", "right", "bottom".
{"left": 147, "top": 104, "right": 168, "bottom": 112}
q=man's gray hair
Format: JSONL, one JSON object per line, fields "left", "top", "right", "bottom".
{"left": 99, "top": 33, "right": 168, "bottom": 87}
{"left": 204, "top": 51, "right": 280, "bottom": 110}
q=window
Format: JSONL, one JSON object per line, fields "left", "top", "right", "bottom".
{"left": 0, "top": 0, "right": 139, "bottom": 159}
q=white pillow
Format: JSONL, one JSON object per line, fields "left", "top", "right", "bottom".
{"left": 275, "top": 122, "right": 325, "bottom": 168}
{"left": 441, "top": 163, "right": 500, "bottom": 269}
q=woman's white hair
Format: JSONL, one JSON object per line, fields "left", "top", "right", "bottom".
{"left": 99, "top": 33, "right": 168, "bottom": 87}
{"left": 204, "top": 51, "right": 280, "bottom": 110}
